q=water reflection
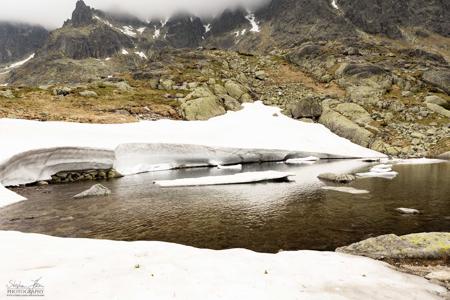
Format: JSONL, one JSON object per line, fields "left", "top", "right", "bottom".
{"left": 0, "top": 160, "right": 449, "bottom": 253}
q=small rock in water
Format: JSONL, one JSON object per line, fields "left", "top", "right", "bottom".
{"left": 396, "top": 208, "right": 420, "bottom": 215}
{"left": 73, "top": 184, "right": 111, "bottom": 199}
{"left": 318, "top": 173, "right": 356, "bottom": 183}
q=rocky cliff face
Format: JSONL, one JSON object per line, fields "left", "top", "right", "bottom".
{"left": 0, "top": 22, "right": 48, "bottom": 64}
{"left": 338, "top": 0, "right": 450, "bottom": 38}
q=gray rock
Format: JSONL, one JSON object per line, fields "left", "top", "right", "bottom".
{"left": 181, "top": 96, "right": 226, "bottom": 121}
{"left": 219, "top": 94, "right": 241, "bottom": 111}
{"left": 212, "top": 84, "right": 227, "bottom": 95}
{"left": 0, "top": 90, "right": 14, "bottom": 99}
{"left": 225, "top": 80, "right": 245, "bottom": 100}
{"left": 336, "top": 232, "right": 450, "bottom": 260}
{"left": 427, "top": 103, "right": 450, "bottom": 118}
{"left": 290, "top": 97, "right": 322, "bottom": 119}
{"left": 255, "top": 70, "right": 266, "bottom": 80}
{"left": 240, "top": 93, "right": 253, "bottom": 103}
{"left": 319, "top": 109, "right": 373, "bottom": 147}
{"left": 437, "top": 151, "right": 450, "bottom": 159}
{"left": 187, "top": 86, "right": 214, "bottom": 99}
{"left": 114, "top": 82, "right": 133, "bottom": 92}
{"left": 73, "top": 184, "right": 111, "bottom": 199}
{"left": 318, "top": 173, "right": 356, "bottom": 183}
{"left": 422, "top": 70, "right": 450, "bottom": 94}
{"left": 335, "top": 103, "right": 372, "bottom": 124}
{"left": 159, "top": 79, "right": 174, "bottom": 90}
{"left": 335, "top": 63, "right": 386, "bottom": 78}
{"left": 79, "top": 90, "right": 98, "bottom": 98}
{"left": 424, "top": 95, "right": 447, "bottom": 107}
{"left": 53, "top": 87, "right": 72, "bottom": 96}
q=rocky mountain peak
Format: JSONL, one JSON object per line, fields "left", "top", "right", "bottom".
{"left": 71, "top": 0, "right": 94, "bottom": 27}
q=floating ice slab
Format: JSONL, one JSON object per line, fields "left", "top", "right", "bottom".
{"left": 285, "top": 156, "right": 319, "bottom": 165}
{"left": 370, "top": 164, "right": 393, "bottom": 172}
{"left": 0, "top": 231, "right": 444, "bottom": 300}
{"left": 321, "top": 186, "right": 369, "bottom": 194}
{"left": 154, "top": 171, "right": 294, "bottom": 187}
{"left": 395, "top": 158, "right": 447, "bottom": 165}
{"left": 356, "top": 171, "right": 398, "bottom": 179}
{"left": 396, "top": 208, "right": 420, "bottom": 214}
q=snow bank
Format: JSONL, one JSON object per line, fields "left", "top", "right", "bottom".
{"left": 0, "top": 102, "right": 384, "bottom": 205}
{"left": 154, "top": 171, "right": 293, "bottom": 187}
{"left": 0, "top": 231, "right": 445, "bottom": 300}
{"left": 0, "top": 147, "right": 114, "bottom": 187}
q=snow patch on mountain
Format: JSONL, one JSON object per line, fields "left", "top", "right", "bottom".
{"left": 204, "top": 24, "right": 211, "bottom": 33}
{"left": 245, "top": 12, "right": 260, "bottom": 33}
{"left": 134, "top": 51, "right": 147, "bottom": 59}
{"left": 120, "top": 26, "right": 136, "bottom": 37}
{"left": 0, "top": 53, "right": 35, "bottom": 73}
{"left": 121, "top": 49, "right": 129, "bottom": 55}
{"left": 331, "top": 0, "right": 340, "bottom": 9}
{"left": 153, "top": 26, "right": 161, "bottom": 39}
{"left": 137, "top": 27, "right": 146, "bottom": 34}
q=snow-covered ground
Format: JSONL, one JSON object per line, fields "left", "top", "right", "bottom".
{"left": 0, "top": 102, "right": 385, "bottom": 206}
{"left": 0, "top": 231, "right": 445, "bottom": 300}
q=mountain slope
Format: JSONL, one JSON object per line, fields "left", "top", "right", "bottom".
{"left": 0, "top": 22, "right": 48, "bottom": 65}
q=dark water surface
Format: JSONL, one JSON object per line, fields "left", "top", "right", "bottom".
{"left": 1, "top": 160, "right": 449, "bottom": 253}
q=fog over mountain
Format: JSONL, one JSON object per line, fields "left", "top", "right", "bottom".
{"left": 0, "top": 0, "right": 270, "bottom": 28}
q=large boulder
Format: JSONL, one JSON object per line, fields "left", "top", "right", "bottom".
{"left": 290, "top": 97, "right": 322, "bottom": 119}
{"left": 424, "top": 95, "right": 448, "bottom": 107}
{"left": 426, "top": 103, "right": 450, "bottom": 118}
{"left": 181, "top": 96, "right": 226, "bottom": 121}
{"left": 336, "top": 63, "right": 386, "bottom": 79}
{"left": 422, "top": 70, "right": 450, "bottom": 94}
{"left": 335, "top": 103, "right": 372, "bottom": 124}
{"left": 79, "top": 90, "right": 98, "bottom": 98}
{"left": 319, "top": 109, "right": 373, "bottom": 147}
{"left": 224, "top": 80, "right": 245, "bottom": 100}
{"left": 337, "top": 232, "right": 450, "bottom": 260}
{"left": 218, "top": 94, "right": 241, "bottom": 111}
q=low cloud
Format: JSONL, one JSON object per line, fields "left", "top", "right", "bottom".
{"left": 0, "top": 0, "right": 270, "bottom": 29}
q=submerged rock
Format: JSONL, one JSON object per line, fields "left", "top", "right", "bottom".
{"left": 337, "top": 232, "right": 450, "bottom": 260}
{"left": 73, "top": 184, "right": 111, "bottom": 199}
{"left": 318, "top": 173, "right": 356, "bottom": 183}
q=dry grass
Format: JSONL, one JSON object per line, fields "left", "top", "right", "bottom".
{"left": 0, "top": 85, "right": 181, "bottom": 124}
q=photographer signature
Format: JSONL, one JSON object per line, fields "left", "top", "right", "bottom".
{"left": 7, "top": 278, "right": 43, "bottom": 289}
